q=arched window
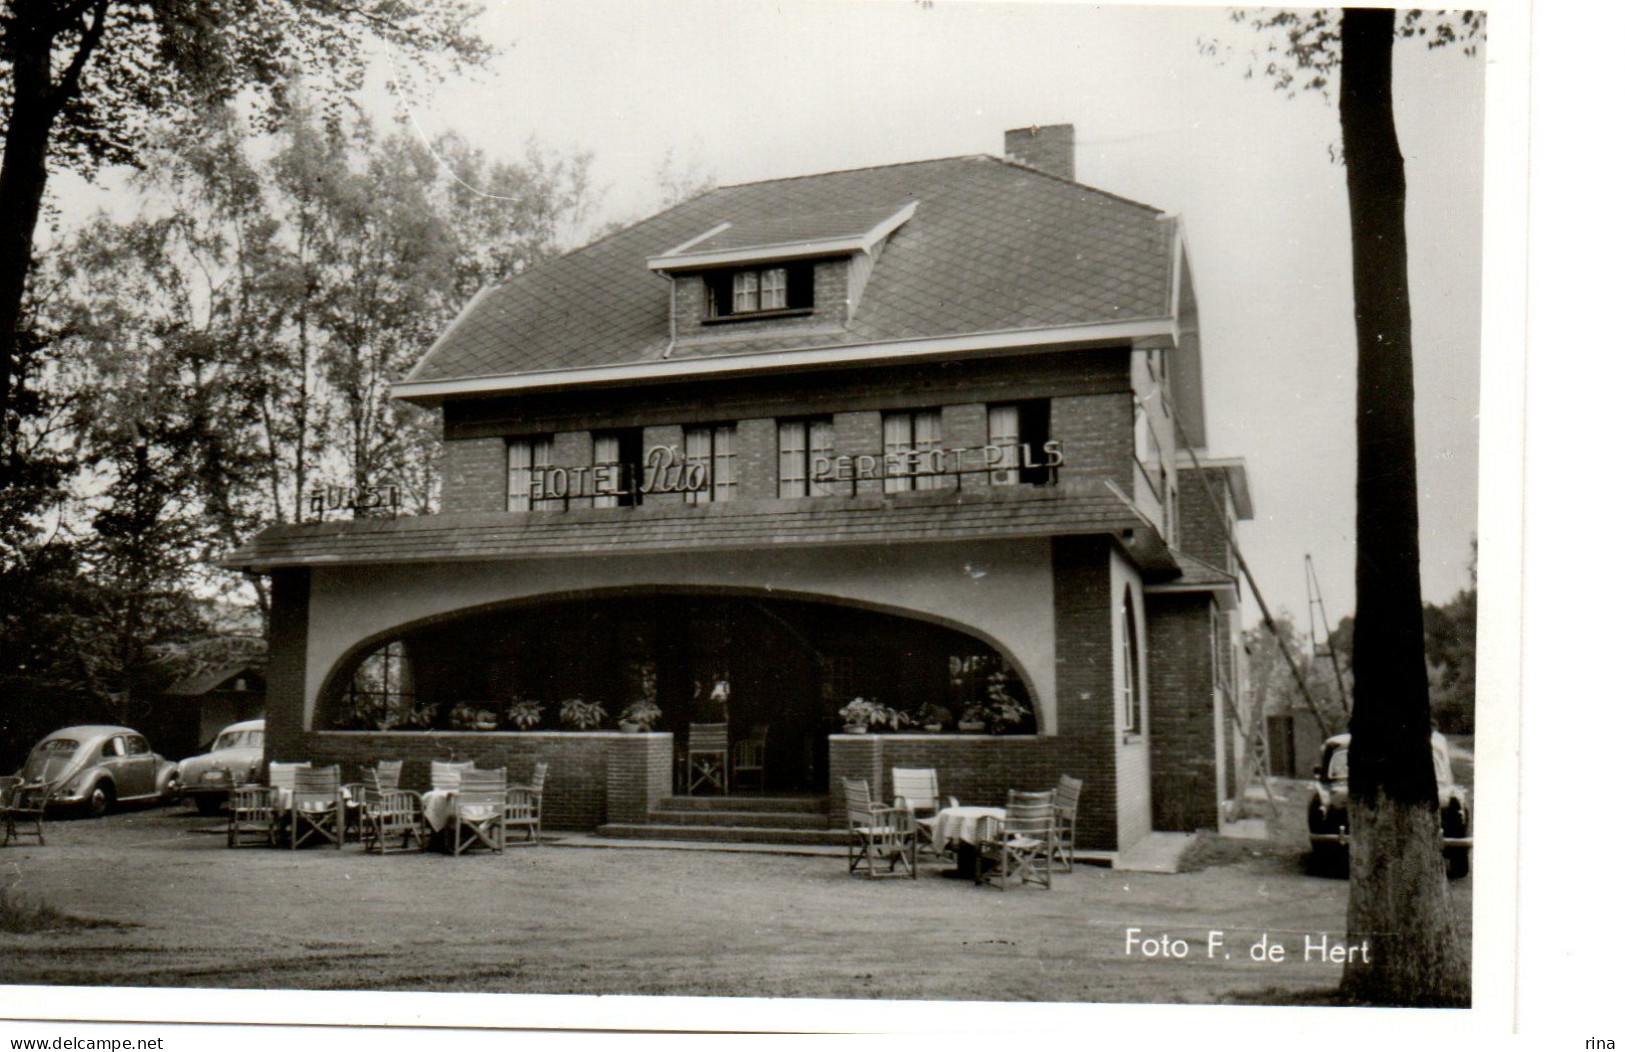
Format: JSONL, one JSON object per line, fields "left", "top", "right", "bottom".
{"left": 334, "top": 640, "right": 416, "bottom": 730}
{"left": 1120, "top": 588, "right": 1143, "bottom": 735}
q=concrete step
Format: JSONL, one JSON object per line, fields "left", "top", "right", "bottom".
{"left": 597, "top": 823, "right": 846, "bottom": 846}
{"left": 647, "top": 809, "right": 830, "bottom": 829}
{"left": 657, "top": 795, "right": 827, "bottom": 814}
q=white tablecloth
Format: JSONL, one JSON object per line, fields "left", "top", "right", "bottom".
{"left": 270, "top": 787, "right": 352, "bottom": 813}
{"left": 422, "top": 789, "right": 457, "bottom": 832}
{"left": 931, "top": 806, "right": 1005, "bottom": 855}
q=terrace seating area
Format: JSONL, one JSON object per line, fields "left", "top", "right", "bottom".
{"left": 218, "top": 757, "right": 549, "bottom": 856}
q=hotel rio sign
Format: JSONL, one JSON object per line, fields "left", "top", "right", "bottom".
{"left": 529, "top": 440, "right": 1066, "bottom": 503}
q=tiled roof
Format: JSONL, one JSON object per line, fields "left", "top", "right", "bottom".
{"left": 403, "top": 156, "right": 1173, "bottom": 386}
{"left": 219, "top": 482, "right": 1173, "bottom": 572}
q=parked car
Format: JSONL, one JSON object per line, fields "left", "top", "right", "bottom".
{"left": 15, "top": 726, "right": 181, "bottom": 817}
{"left": 1307, "top": 731, "right": 1472, "bottom": 878}
{"left": 175, "top": 718, "right": 265, "bottom": 814}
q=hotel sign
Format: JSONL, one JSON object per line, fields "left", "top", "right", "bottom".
{"left": 811, "top": 440, "right": 1064, "bottom": 485}
{"left": 530, "top": 444, "right": 709, "bottom": 501}
{"left": 308, "top": 482, "right": 402, "bottom": 517}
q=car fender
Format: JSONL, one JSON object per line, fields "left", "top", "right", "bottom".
{"left": 156, "top": 760, "right": 181, "bottom": 793}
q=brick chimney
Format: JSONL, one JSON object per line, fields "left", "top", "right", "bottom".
{"left": 1004, "top": 124, "right": 1075, "bottom": 182}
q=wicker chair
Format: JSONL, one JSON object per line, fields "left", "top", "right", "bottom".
{"left": 1053, "top": 774, "right": 1082, "bottom": 872}
{"left": 504, "top": 762, "right": 547, "bottom": 847}
{"left": 842, "top": 777, "right": 917, "bottom": 880}
{"left": 892, "top": 767, "right": 958, "bottom": 859}
{"left": 288, "top": 765, "right": 345, "bottom": 849}
{"left": 1, "top": 776, "right": 47, "bottom": 847}
{"left": 975, "top": 789, "right": 1056, "bottom": 891}
{"left": 226, "top": 781, "right": 278, "bottom": 848}
{"left": 686, "top": 724, "right": 729, "bottom": 795}
{"left": 359, "top": 769, "right": 426, "bottom": 854}
{"left": 452, "top": 768, "right": 507, "bottom": 855}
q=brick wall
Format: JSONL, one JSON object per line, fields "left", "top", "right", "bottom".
{"left": 1051, "top": 387, "right": 1134, "bottom": 492}
{"left": 1051, "top": 535, "right": 1121, "bottom": 849}
{"left": 284, "top": 729, "right": 627, "bottom": 831}
{"left": 1177, "top": 465, "right": 1233, "bottom": 571}
{"left": 606, "top": 732, "right": 676, "bottom": 823}
{"left": 440, "top": 436, "right": 507, "bottom": 514}
{"left": 1145, "top": 592, "right": 1219, "bottom": 831}
{"left": 737, "top": 418, "right": 778, "bottom": 500}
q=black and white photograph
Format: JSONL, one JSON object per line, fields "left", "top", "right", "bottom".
{"left": 0, "top": 0, "right": 1548, "bottom": 1039}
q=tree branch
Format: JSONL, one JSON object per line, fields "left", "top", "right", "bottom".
{"left": 48, "top": 0, "right": 114, "bottom": 115}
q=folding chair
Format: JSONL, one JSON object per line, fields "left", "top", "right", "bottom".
{"left": 732, "top": 725, "right": 768, "bottom": 793}
{"left": 975, "top": 789, "right": 1056, "bottom": 891}
{"left": 842, "top": 777, "right": 917, "bottom": 880}
{"left": 430, "top": 759, "right": 476, "bottom": 791}
{"left": 1, "top": 777, "right": 47, "bottom": 847}
{"left": 892, "top": 767, "right": 958, "bottom": 860}
{"left": 359, "top": 769, "right": 426, "bottom": 854}
{"left": 686, "top": 724, "right": 729, "bottom": 794}
{"left": 1053, "top": 774, "right": 1082, "bottom": 872}
{"left": 289, "top": 765, "right": 345, "bottom": 849}
{"left": 227, "top": 781, "right": 278, "bottom": 848}
{"left": 342, "top": 761, "right": 403, "bottom": 817}
{"left": 504, "top": 762, "right": 547, "bottom": 846}
{"left": 267, "top": 761, "right": 309, "bottom": 792}
{"left": 452, "top": 768, "right": 507, "bottom": 856}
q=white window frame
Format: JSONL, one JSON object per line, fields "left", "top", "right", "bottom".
{"left": 507, "top": 436, "right": 562, "bottom": 512}
{"left": 987, "top": 404, "right": 1021, "bottom": 486}
{"left": 684, "top": 424, "right": 739, "bottom": 504}
{"left": 882, "top": 408, "right": 946, "bottom": 493}
{"left": 778, "top": 417, "right": 835, "bottom": 498}
{"left": 1120, "top": 588, "right": 1143, "bottom": 735}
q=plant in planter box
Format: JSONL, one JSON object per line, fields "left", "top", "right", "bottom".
{"left": 618, "top": 698, "right": 662, "bottom": 731}
{"left": 380, "top": 700, "right": 437, "bottom": 731}
{"left": 838, "top": 697, "right": 909, "bottom": 733}
{"left": 914, "top": 703, "right": 953, "bottom": 733}
{"left": 505, "top": 697, "right": 546, "bottom": 731}
{"left": 560, "top": 697, "right": 608, "bottom": 730}
{"left": 982, "top": 671, "right": 1032, "bottom": 734}
{"left": 449, "top": 701, "right": 501, "bottom": 731}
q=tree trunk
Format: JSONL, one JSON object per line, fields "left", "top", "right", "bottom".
{"left": 0, "top": 22, "right": 58, "bottom": 482}
{"left": 1337, "top": 7, "right": 1469, "bottom": 1006}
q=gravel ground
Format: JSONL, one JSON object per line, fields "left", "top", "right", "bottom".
{"left": 0, "top": 801, "right": 1470, "bottom": 1004}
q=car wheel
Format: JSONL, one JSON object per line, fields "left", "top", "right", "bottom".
{"left": 86, "top": 781, "right": 114, "bottom": 818}
{"left": 194, "top": 793, "right": 226, "bottom": 816}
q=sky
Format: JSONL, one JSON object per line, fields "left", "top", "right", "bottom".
{"left": 60, "top": 0, "right": 1489, "bottom": 626}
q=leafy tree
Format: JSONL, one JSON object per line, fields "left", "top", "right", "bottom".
{"left": 1423, "top": 542, "right": 1477, "bottom": 735}
{"left": 0, "top": 0, "right": 490, "bottom": 484}
{"left": 1207, "top": 8, "right": 1482, "bottom": 1006}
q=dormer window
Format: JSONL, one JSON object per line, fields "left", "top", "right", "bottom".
{"left": 704, "top": 263, "right": 813, "bottom": 319}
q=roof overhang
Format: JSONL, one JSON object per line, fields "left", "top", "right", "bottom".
{"left": 645, "top": 201, "right": 918, "bottom": 272}
{"left": 392, "top": 317, "right": 1175, "bottom": 407}
{"left": 1176, "top": 451, "right": 1254, "bottom": 521}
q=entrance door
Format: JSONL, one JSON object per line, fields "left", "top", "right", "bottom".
{"left": 1266, "top": 715, "right": 1296, "bottom": 778}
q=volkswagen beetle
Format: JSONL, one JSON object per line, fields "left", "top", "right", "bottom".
{"left": 175, "top": 718, "right": 265, "bottom": 814}
{"left": 15, "top": 726, "right": 181, "bottom": 817}
{"left": 1307, "top": 730, "right": 1472, "bottom": 878}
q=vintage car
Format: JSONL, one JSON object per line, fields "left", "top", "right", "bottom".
{"left": 1307, "top": 731, "right": 1472, "bottom": 878}
{"left": 15, "top": 725, "right": 181, "bottom": 816}
{"left": 176, "top": 718, "right": 265, "bottom": 814}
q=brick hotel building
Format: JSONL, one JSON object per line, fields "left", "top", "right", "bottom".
{"left": 223, "top": 125, "right": 1254, "bottom": 855}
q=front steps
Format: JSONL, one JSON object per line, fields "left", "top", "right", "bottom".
{"left": 597, "top": 793, "right": 846, "bottom": 846}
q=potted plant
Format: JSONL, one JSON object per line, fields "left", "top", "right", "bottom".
{"left": 982, "top": 671, "right": 1032, "bottom": 734}
{"left": 618, "top": 698, "right": 662, "bottom": 732}
{"left": 449, "top": 702, "right": 500, "bottom": 731}
{"left": 956, "top": 704, "right": 988, "bottom": 734}
{"left": 560, "top": 697, "right": 608, "bottom": 731}
{"left": 915, "top": 703, "right": 953, "bottom": 733}
{"left": 505, "top": 697, "right": 546, "bottom": 731}
{"left": 838, "top": 697, "right": 909, "bottom": 733}
{"left": 379, "top": 700, "right": 436, "bottom": 731}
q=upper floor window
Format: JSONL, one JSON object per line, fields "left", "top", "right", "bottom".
{"left": 507, "top": 436, "right": 564, "bottom": 513}
{"left": 987, "top": 400, "right": 1054, "bottom": 486}
{"left": 593, "top": 429, "right": 644, "bottom": 508}
{"left": 684, "top": 424, "right": 739, "bottom": 504}
{"left": 882, "top": 408, "right": 946, "bottom": 492}
{"left": 778, "top": 417, "right": 835, "bottom": 498}
{"left": 705, "top": 263, "right": 814, "bottom": 319}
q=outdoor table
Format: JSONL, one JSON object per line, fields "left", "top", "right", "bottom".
{"left": 931, "top": 805, "right": 1005, "bottom": 878}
